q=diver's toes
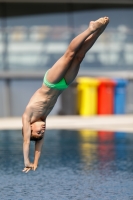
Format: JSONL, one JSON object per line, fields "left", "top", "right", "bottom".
{"left": 104, "top": 16, "right": 109, "bottom": 23}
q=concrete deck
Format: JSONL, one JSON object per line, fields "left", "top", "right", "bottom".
{"left": 0, "top": 115, "right": 133, "bottom": 133}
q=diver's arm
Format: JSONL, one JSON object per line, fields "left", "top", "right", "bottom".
{"left": 33, "top": 137, "right": 44, "bottom": 170}
{"left": 22, "top": 113, "right": 32, "bottom": 167}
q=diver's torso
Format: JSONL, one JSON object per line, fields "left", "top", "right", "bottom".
{"left": 25, "top": 84, "right": 63, "bottom": 123}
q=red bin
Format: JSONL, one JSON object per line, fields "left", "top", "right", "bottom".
{"left": 98, "top": 78, "right": 116, "bottom": 114}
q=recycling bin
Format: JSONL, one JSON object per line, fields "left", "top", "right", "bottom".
{"left": 77, "top": 77, "right": 99, "bottom": 116}
{"left": 98, "top": 78, "right": 116, "bottom": 115}
{"left": 114, "top": 79, "right": 128, "bottom": 114}
{"left": 59, "top": 81, "right": 78, "bottom": 115}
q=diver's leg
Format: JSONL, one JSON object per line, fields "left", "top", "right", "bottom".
{"left": 64, "top": 18, "right": 109, "bottom": 84}
{"left": 46, "top": 17, "right": 109, "bottom": 83}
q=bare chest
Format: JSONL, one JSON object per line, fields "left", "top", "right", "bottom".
{"left": 27, "top": 87, "right": 61, "bottom": 123}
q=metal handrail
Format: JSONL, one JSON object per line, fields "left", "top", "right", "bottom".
{"left": 0, "top": 70, "right": 133, "bottom": 80}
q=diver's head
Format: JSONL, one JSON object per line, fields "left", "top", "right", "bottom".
{"left": 30, "top": 120, "right": 45, "bottom": 141}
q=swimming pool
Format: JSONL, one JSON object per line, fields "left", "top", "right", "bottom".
{"left": 0, "top": 129, "right": 133, "bottom": 200}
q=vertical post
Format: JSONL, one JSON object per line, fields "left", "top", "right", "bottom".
{"left": 3, "top": 78, "right": 11, "bottom": 117}
{"left": 1, "top": 3, "right": 11, "bottom": 117}
{"left": 67, "top": 3, "right": 75, "bottom": 43}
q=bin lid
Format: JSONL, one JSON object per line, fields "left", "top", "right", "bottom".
{"left": 77, "top": 77, "right": 99, "bottom": 86}
{"left": 114, "top": 79, "right": 128, "bottom": 86}
{"left": 98, "top": 78, "right": 116, "bottom": 86}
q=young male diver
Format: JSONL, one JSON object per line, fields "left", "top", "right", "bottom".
{"left": 22, "top": 17, "right": 109, "bottom": 173}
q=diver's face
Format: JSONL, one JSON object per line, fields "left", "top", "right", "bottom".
{"left": 31, "top": 121, "right": 45, "bottom": 140}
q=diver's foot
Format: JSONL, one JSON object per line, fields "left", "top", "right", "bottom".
{"left": 89, "top": 17, "right": 109, "bottom": 33}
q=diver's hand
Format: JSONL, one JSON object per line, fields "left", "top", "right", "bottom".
{"left": 33, "top": 164, "right": 38, "bottom": 171}
{"left": 22, "top": 163, "right": 34, "bottom": 173}
{"left": 22, "top": 163, "right": 38, "bottom": 173}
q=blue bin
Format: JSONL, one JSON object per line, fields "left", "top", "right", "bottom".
{"left": 114, "top": 79, "right": 128, "bottom": 114}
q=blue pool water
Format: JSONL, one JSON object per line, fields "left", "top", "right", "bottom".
{"left": 0, "top": 129, "right": 133, "bottom": 200}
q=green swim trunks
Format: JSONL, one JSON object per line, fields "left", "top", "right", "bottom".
{"left": 43, "top": 70, "right": 69, "bottom": 90}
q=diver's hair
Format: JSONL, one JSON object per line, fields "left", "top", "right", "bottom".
{"left": 30, "top": 135, "right": 42, "bottom": 142}
{"left": 22, "top": 128, "right": 41, "bottom": 142}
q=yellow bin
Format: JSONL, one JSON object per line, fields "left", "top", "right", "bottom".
{"left": 77, "top": 77, "right": 99, "bottom": 116}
